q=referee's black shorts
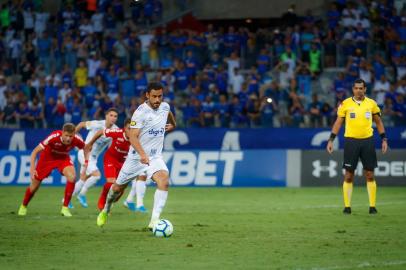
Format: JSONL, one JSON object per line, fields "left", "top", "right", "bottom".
{"left": 343, "top": 136, "right": 377, "bottom": 172}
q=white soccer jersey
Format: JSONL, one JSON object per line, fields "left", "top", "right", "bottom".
{"left": 85, "top": 120, "right": 118, "bottom": 157}
{"left": 129, "top": 102, "right": 170, "bottom": 159}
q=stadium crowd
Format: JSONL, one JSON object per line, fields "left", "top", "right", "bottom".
{"left": 0, "top": 0, "right": 405, "bottom": 129}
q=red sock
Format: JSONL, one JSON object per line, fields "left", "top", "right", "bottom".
{"left": 63, "top": 181, "right": 75, "bottom": 207}
{"left": 98, "top": 182, "right": 112, "bottom": 210}
{"left": 22, "top": 187, "right": 34, "bottom": 206}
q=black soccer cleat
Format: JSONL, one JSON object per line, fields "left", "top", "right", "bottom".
{"left": 343, "top": 207, "right": 351, "bottom": 214}
{"left": 369, "top": 207, "right": 378, "bottom": 214}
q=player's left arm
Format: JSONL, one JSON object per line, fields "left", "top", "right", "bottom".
{"left": 373, "top": 114, "right": 388, "bottom": 154}
{"left": 84, "top": 129, "right": 104, "bottom": 157}
{"left": 165, "top": 111, "right": 176, "bottom": 132}
{"left": 75, "top": 121, "right": 88, "bottom": 133}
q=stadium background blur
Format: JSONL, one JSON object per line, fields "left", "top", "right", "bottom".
{"left": 0, "top": 0, "right": 404, "bottom": 129}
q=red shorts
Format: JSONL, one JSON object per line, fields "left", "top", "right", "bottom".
{"left": 35, "top": 156, "right": 74, "bottom": 181}
{"left": 103, "top": 156, "right": 124, "bottom": 179}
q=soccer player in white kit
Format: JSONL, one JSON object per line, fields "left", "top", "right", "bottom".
{"left": 72, "top": 108, "right": 118, "bottom": 207}
{"left": 97, "top": 82, "right": 176, "bottom": 229}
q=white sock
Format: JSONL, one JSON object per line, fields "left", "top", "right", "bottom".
{"left": 126, "top": 180, "right": 137, "bottom": 203}
{"left": 136, "top": 180, "right": 146, "bottom": 207}
{"left": 73, "top": 180, "right": 85, "bottom": 196}
{"left": 104, "top": 187, "right": 120, "bottom": 213}
{"left": 151, "top": 189, "right": 168, "bottom": 221}
{"left": 79, "top": 176, "right": 100, "bottom": 196}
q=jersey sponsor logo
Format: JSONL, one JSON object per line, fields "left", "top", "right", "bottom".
{"left": 117, "top": 138, "right": 124, "bottom": 142}
{"left": 114, "top": 146, "right": 128, "bottom": 154}
{"left": 365, "top": 112, "right": 371, "bottom": 119}
{"left": 43, "top": 133, "right": 60, "bottom": 145}
{"left": 148, "top": 128, "right": 165, "bottom": 137}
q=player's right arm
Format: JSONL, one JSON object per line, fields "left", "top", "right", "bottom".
{"left": 327, "top": 117, "right": 344, "bottom": 154}
{"left": 327, "top": 102, "right": 346, "bottom": 154}
{"left": 129, "top": 128, "right": 149, "bottom": 165}
{"left": 30, "top": 144, "right": 43, "bottom": 180}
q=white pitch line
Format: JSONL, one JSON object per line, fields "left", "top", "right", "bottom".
{"left": 298, "top": 260, "right": 406, "bottom": 270}
{"left": 274, "top": 201, "right": 406, "bottom": 211}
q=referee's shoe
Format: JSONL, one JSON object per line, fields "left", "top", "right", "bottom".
{"left": 369, "top": 207, "right": 378, "bottom": 214}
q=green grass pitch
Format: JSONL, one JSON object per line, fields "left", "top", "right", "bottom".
{"left": 0, "top": 186, "right": 405, "bottom": 270}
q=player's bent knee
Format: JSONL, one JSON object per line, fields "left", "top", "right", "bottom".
{"left": 66, "top": 175, "right": 76, "bottom": 182}
{"left": 106, "top": 178, "right": 116, "bottom": 184}
{"left": 112, "top": 183, "right": 125, "bottom": 193}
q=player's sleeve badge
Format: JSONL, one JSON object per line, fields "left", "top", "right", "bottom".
{"left": 130, "top": 121, "right": 136, "bottom": 127}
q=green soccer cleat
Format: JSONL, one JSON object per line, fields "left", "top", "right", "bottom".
{"left": 97, "top": 210, "right": 108, "bottom": 227}
{"left": 18, "top": 205, "right": 27, "bottom": 216}
{"left": 61, "top": 206, "right": 72, "bottom": 217}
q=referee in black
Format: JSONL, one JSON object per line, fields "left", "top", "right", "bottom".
{"left": 327, "top": 79, "right": 388, "bottom": 214}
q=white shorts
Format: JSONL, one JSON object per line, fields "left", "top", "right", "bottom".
{"left": 116, "top": 156, "right": 169, "bottom": 186}
{"left": 77, "top": 150, "right": 99, "bottom": 175}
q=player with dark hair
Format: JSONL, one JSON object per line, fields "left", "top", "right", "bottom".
{"left": 85, "top": 119, "right": 132, "bottom": 210}
{"left": 72, "top": 108, "right": 118, "bottom": 208}
{"left": 18, "top": 123, "right": 90, "bottom": 217}
{"left": 327, "top": 78, "right": 388, "bottom": 214}
{"left": 97, "top": 82, "right": 176, "bottom": 228}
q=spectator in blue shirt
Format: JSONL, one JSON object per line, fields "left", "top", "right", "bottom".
{"left": 201, "top": 95, "right": 216, "bottom": 127}
{"left": 223, "top": 26, "right": 239, "bottom": 57}
{"left": 83, "top": 78, "right": 99, "bottom": 109}
{"left": 134, "top": 70, "right": 148, "bottom": 97}
{"left": 182, "top": 98, "right": 201, "bottom": 127}
{"left": 184, "top": 50, "right": 199, "bottom": 78}
{"left": 260, "top": 96, "right": 277, "bottom": 127}
{"left": 44, "top": 77, "right": 58, "bottom": 103}
{"left": 230, "top": 95, "right": 247, "bottom": 128}
{"left": 69, "top": 96, "right": 83, "bottom": 124}
{"left": 174, "top": 62, "right": 190, "bottom": 92}
{"left": 327, "top": 3, "right": 341, "bottom": 30}
{"left": 29, "top": 98, "right": 43, "bottom": 128}
{"left": 105, "top": 66, "right": 119, "bottom": 101}
{"left": 17, "top": 102, "right": 32, "bottom": 128}
{"left": 44, "top": 97, "right": 55, "bottom": 128}
{"left": 308, "top": 93, "right": 323, "bottom": 127}
{"left": 36, "top": 31, "right": 52, "bottom": 73}
{"left": 256, "top": 48, "right": 271, "bottom": 75}
{"left": 215, "top": 94, "right": 230, "bottom": 127}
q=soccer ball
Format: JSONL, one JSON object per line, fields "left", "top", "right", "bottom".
{"left": 152, "top": 219, "right": 173, "bottom": 238}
